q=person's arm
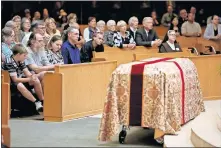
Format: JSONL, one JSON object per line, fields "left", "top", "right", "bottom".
{"left": 27, "top": 64, "right": 54, "bottom": 74}
{"left": 197, "top": 23, "right": 202, "bottom": 37}
{"left": 61, "top": 47, "right": 69, "bottom": 64}
{"left": 4, "top": 63, "right": 30, "bottom": 83}
{"left": 23, "top": 68, "right": 34, "bottom": 77}
{"left": 83, "top": 28, "right": 90, "bottom": 42}
{"left": 39, "top": 50, "right": 51, "bottom": 66}
{"left": 203, "top": 25, "right": 212, "bottom": 39}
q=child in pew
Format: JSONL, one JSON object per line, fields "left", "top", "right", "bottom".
{"left": 2, "top": 43, "right": 44, "bottom": 113}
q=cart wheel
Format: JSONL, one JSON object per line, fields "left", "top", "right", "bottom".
{"left": 155, "top": 137, "right": 164, "bottom": 144}
{"left": 119, "top": 130, "right": 127, "bottom": 144}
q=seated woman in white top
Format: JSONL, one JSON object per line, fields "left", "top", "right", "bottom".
{"left": 204, "top": 15, "right": 221, "bottom": 40}
{"left": 159, "top": 30, "right": 182, "bottom": 53}
{"left": 83, "top": 16, "right": 99, "bottom": 42}
{"left": 113, "top": 20, "right": 136, "bottom": 49}
{"left": 45, "top": 18, "right": 61, "bottom": 38}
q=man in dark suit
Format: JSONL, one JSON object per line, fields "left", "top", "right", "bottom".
{"left": 127, "top": 16, "right": 139, "bottom": 40}
{"left": 135, "top": 17, "right": 162, "bottom": 47}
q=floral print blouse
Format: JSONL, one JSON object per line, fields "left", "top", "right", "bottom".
{"left": 113, "top": 31, "right": 136, "bottom": 48}
{"left": 45, "top": 49, "right": 64, "bottom": 65}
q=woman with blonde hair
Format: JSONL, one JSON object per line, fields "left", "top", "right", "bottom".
{"left": 46, "top": 35, "right": 64, "bottom": 65}
{"left": 113, "top": 20, "right": 136, "bottom": 49}
{"left": 45, "top": 18, "right": 61, "bottom": 38}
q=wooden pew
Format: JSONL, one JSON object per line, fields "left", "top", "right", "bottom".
{"left": 133, "top": 53, "right": 221, "bottom": 100}
{"left": 1, "top": 71, "right": 11, "bottom": 147}
{"left": 189, "top": 55, "right": 221, "bottom": 100}
{"left": 43, "top": 61, "right": 117, "bottom": 122}
{"left": 133, "top": 50, "right": 194, "bottom": 61}
{"left": 196, "top": 38, "right": 221, "bottom": 53}
{"left": 94, "top": 46, "right": 192, "bottom": 65}
{"left": 93, "top": 46, "right": 159, "bottom": 65}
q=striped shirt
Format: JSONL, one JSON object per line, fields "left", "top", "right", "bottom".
{"left": 2, "top": 56, "right": 27, "bottom": 78}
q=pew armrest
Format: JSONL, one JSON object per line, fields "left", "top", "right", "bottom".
{"left": 188, "top": 47, "right": 199, "bottom": 55}
{"left": 92, "top": 58, "right": 106, "bottom": 62}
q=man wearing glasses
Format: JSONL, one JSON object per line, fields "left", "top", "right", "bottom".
{"left": 22, "top": 20, "right": 47, "bottom": 47}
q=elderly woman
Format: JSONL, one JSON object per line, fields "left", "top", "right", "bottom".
{"left": 97, "top": 20, "right": 106, "bottom": 33}
{"left": 204, "top": 15, "right": 221, "bottom": 40}
{"left": 46, "top": 35, "right": 64, "bottom": 65}
{"left": 83, "top": 16, "right": 99, "bottom": 42}
{"left": 1, "top": 27, "right": 15, "bottom": 58}
{"left": 128, "top": 16, "right": 139, "bottom": 39}
{"left": 21, "top": 17, "right": 31, "bottom": 34}
{"left": 104, "top": 20, "right": 116, "bottom": 47}
{"left": 159, "top": 30, "right": 182, "bottom": 53}
{"left": 113, "top": 20, "right": 136, "bottom": 49}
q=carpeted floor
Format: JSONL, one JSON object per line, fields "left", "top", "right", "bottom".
{"left": 10, "top": 115, "right": 162, "bottom": 147}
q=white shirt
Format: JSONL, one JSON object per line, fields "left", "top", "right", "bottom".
{"left": 166, "top": 41, "right": 180, "bottom": 51}
{"left": 145, "top": 29, "right": 154, "bottom": 46}
{"left": 130, "top": 27, "right": 137, "bottom": 38}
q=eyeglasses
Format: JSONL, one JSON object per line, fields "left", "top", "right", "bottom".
{"left": 169, "top": 34, "right": 176, "bottom": 36}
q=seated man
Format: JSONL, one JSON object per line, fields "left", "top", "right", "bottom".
{"left": 135, "top": 17, "right": 162, "bottom": 47}
{"left": 61, "top": 27, "right": 81, "bottom": 64}
{"left": 2, "top": 44, "right": 44, "bottom": 112}
{"left": 181, "top": 13, "right": 202, "bottom": 37}
{"left": 161, "top": 5, "right": 178, "bottom": 27}
{"left": 80, "top": 32, "right": 104, "bottom": 63}
{"left": 159, "top": 30, "right": 182, "bottom": 53}
{"left": 25, "top": 33, "right": 55, "bottom": 77}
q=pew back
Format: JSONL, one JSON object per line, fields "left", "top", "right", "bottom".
{"left": 189, "top": 55, "right": 221, "bottom": 100}
{"left": 44, "top": 61, "right": 117, "bottom": 122}
{"left": 1, "top": 71, "right": 11, "bottom": 147}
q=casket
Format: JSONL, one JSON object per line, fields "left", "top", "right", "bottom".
{"left": 98, "top": 57, "right": 205, "bottom": 141}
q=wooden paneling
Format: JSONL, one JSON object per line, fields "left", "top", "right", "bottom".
{"left": 189, "top": 55, "right": 221, "bottom": 100}
{"left": 1, "top": 72, "right": 11, "bottom": 147}
{"left": 93, "top": 46, "right": 159, "bottom": 66}
{"left": 44, "top": 61, "right": 117, "bottom": 122}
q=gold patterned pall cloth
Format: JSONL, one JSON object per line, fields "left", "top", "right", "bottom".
{"left": 98, "top": 58, "right": 205, "bottom": 141}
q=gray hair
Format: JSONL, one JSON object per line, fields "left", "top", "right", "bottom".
{"left": 128, "top": 16, "right": 138, "bottom": 26}
{"left": 62, "top": 26, "right": 79, "bottom": 42}
{"left": 21, "top": 17, "right": 31, "bottom": 31}
{"left": 2, "top": 27, "right": 14, "bottom": 42}
{"left": 106, "top": 20, "right": 116, "bottom": 27}
{"left": 5, "top": 20, "right": 15, "bottom": 28}
{"left": 117, "top": 20, "right": 127, "bottom": 27}
{"left": 97, "top": 20, "right": 106, "bottom": 27}
{"left": 31, "top": 20, "right": 45, "bottom": 31}
{"left": 142, "top": 17, "right": 153, "bottom": 23}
